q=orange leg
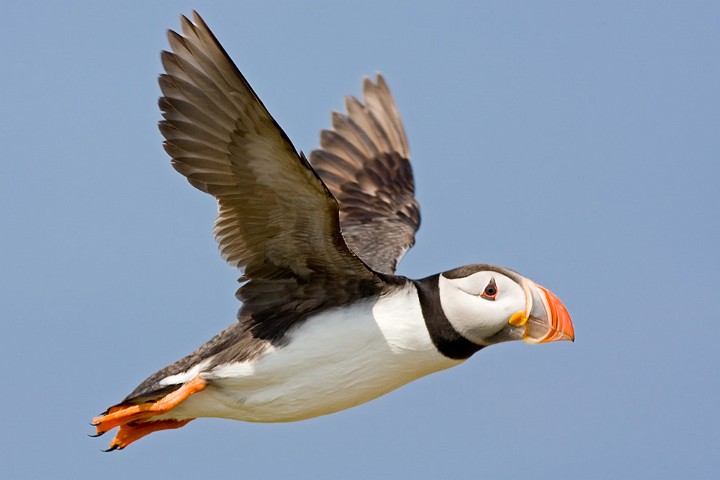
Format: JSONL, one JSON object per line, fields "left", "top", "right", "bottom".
{"left": 92, "top": 376, "right": 206, "bottom": 449}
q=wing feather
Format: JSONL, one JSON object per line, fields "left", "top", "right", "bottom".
{"left": 160, "top": 12, "right": 382, "bottom": 338}
{"left": 310, "top": 75, "right": 420, "bottom": 274}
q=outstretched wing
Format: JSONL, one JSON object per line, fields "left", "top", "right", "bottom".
{"left": 159, "top": 12, "right": 382, "bottom": 338}
{"left": 309, "top": 75, "right": 420, "bottom": 274}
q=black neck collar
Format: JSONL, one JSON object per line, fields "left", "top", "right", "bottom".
{"left": 413, "top": 275, "right": 483, "bottom": 360}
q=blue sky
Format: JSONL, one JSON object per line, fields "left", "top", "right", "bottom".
{"left": 1, "top": 1, "right": 718, "bottom": 478}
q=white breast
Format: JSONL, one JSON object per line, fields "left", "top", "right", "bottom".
{"left": 167, "top": 283, "right": 462, "bottom": 423}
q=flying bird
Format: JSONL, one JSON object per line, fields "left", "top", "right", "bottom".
{"left": 92, "top": 11, "right": 574, "bottom": 451}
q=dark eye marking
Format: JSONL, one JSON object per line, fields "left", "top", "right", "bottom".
{"left": 481, "top": 277, "right": 498, "bottom": 301}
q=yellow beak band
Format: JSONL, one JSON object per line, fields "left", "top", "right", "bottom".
{"left": 508, "top": 311, "right": 528, "bottom": 327}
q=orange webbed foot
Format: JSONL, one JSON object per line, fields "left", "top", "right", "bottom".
{"left": 92, "top": 376, "right": 206, "bottom": 450}
{"left": 103, "top": 419, "right": 194, "bottom": 451}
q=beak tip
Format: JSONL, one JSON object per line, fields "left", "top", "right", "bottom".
{"left": 527, "top": 283, "right": 574, "bottom": 344}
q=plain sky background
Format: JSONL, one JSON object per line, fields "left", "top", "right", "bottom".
{"left": 1, "top": 1, "right": 718, "bottom": 478}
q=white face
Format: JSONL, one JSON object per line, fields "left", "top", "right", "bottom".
{"left": 438, "top": 270, "right": 528, "bottom": 345}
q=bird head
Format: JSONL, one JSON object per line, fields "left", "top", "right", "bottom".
{"left": 438, "top": 264, "right": 574, "bottom": 346}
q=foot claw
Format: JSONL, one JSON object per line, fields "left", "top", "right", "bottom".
{"left": 88, "top": 432, "right": 105, "bottom": 438}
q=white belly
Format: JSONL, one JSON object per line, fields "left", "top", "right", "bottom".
{"left": 166, "top": 284, "right": 462, "bottom": 422}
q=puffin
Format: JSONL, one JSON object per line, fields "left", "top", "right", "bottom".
{"left": 92, "top": 11, "right": 574, "bottom": 451}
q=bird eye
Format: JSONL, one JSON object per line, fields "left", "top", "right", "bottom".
{"left": 481, "top": 278, "right": 498, "bottom": 300}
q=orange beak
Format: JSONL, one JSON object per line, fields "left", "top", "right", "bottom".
{"left": 523, "top": 282, "right": 575, "bottom": 344}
